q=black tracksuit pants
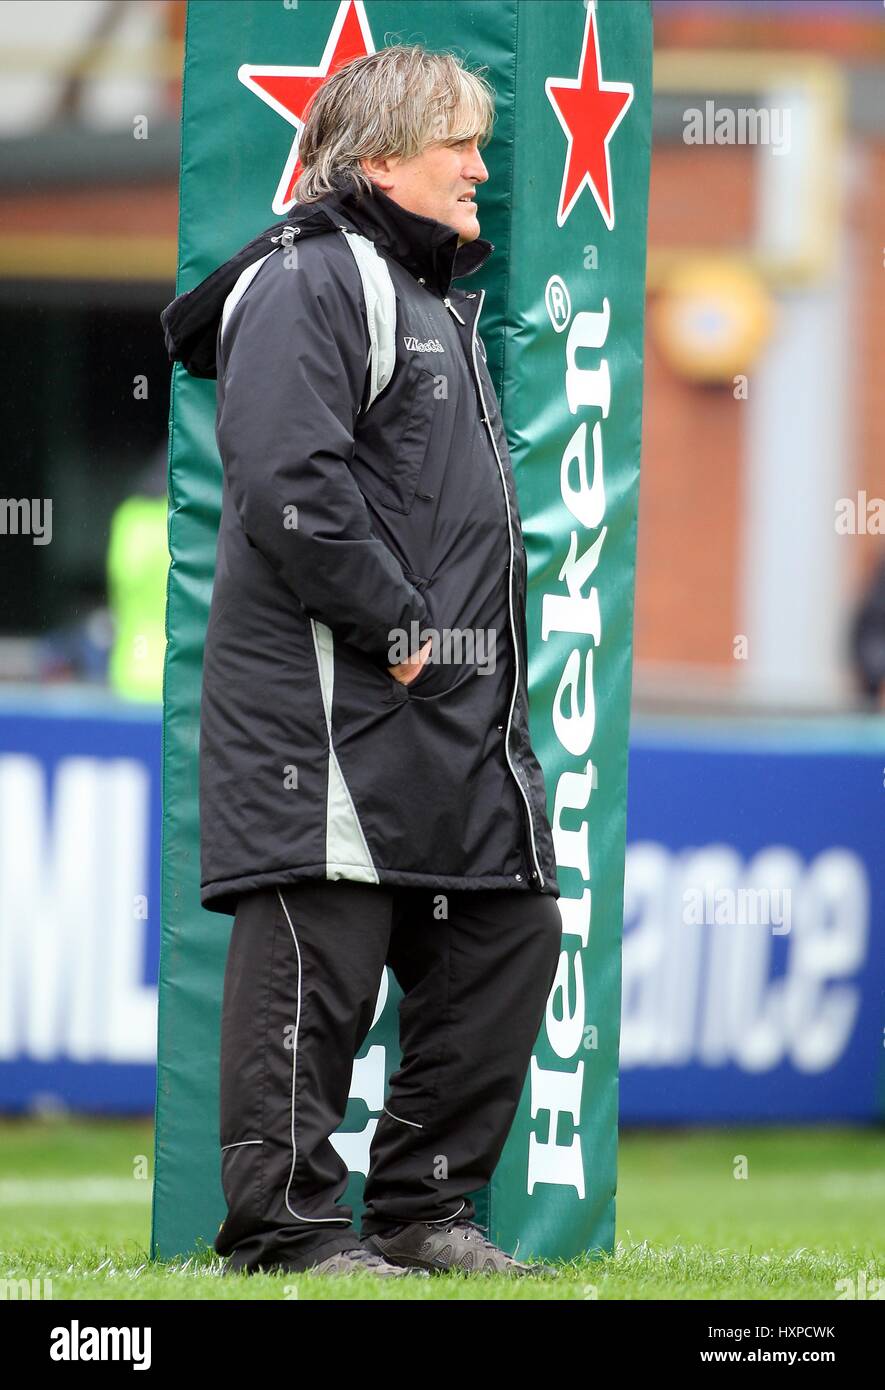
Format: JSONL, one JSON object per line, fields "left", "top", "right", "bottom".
{"left": 214, "top": 878, "right": 562, "bottom": 1273}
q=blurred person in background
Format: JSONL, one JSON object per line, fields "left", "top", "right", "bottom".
{"left": 850, "top": 553, "right": 885, "bottom": 711}
{"left": 106, "top": 443, "right": 168, "bottom": 701}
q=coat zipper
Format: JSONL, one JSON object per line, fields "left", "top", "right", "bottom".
{"left": 466, "top": 288, "right": 545, "bottom": 889}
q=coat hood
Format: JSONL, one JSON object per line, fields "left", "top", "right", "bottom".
{"left": 160, "top": 177, "right": 494, "bottom": 381}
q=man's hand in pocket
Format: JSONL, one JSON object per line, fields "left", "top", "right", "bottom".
{"left": 389, "top": 637, "right": 433, "bottom": 686}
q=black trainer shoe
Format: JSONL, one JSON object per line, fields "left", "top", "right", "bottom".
{"left": 362, "top": 1219, "right": 559, "bottom": 1276}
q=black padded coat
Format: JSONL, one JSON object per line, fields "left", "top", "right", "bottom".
{"left": 161, "top": 177, "right": 560, "bottom": 915}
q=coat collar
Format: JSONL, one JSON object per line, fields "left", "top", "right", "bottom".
{"left": 314, "top": 176, "right": 494, "bottom": 298}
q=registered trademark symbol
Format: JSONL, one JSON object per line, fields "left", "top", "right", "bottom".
{"left": 545, "top": 274, "right": 572, "bottom": 333}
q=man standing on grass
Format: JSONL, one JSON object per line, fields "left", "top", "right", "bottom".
{"left": 162, "top": 43, "right": 561, "bottom": 1278}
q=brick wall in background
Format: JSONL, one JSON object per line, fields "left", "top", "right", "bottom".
{"left": 633, "top": 137, "right": 885, "bottom": 679}
{"left": 852, "top": 141, "right": 885, "bottom": 594}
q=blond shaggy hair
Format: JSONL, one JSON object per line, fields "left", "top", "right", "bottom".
{"left": 290, "top": 44, "right": 495, "bottom": 204}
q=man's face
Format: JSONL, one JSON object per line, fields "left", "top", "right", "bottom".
{"left": 365, "top": 134, "right": 489, "bottom": 245}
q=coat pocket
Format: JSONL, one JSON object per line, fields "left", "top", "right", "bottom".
{"left": 376, "top": 363, "right": 438, "bottom": 515}
{"left": 399, "top": 580, "right": 476, "bottom": 701}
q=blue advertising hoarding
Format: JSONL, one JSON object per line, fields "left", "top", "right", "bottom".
{"left": 622, "top": 721, "right": 885, "bottom": 1122}
{"left": 0, "top": 694, "right": 161, "bottom": 1111}
{"left": 0, "top": 701, "right": 882, "bottom": 1122}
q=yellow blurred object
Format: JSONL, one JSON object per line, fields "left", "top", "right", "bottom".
{"left": 107, "top": 495, "right": 169, "bottom": 702}
{"left": 653, "top": 257, "right": 775, "bottom": 383}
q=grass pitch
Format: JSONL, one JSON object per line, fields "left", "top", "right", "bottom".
{"left": 0, "top": 1119, "right": 881, "bottom": 1299}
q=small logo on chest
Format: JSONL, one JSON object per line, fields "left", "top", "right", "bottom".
{"left": 403, "top": 334, "right": 446, "bottom": 353}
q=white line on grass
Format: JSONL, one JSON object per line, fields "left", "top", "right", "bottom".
{"left": 0, "top": 1179, "right": 152, "bottom": 1205}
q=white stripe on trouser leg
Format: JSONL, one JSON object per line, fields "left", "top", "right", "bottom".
{"left": 221, "top": 1139, "right": 264, "bottom": 1150}
{"left": 383, "top": 1107, "right": 423, "bottom": 1129}
{"left": 277, "top": 888, "right": 352, "bottom": 1227}
{"left": 424, "top": 1200, "right": 466, "bottom": 1225}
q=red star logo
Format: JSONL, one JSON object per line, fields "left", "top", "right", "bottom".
{"left": 238, "top": 0, "right": 375, "bottom": 215}
{"left": 545, "top": 3, "right": 633, "bottom": 230}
